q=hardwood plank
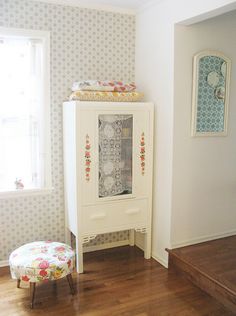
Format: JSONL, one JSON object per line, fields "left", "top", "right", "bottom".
{"left": 0, "top": 246, "right": 233, "bottom": 315}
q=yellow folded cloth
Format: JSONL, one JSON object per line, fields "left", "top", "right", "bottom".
{"left": 68, "top": 91, "right": 144, "bottom": 102}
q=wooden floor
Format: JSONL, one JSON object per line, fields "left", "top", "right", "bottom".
{"left": 0, "top": 246, "right": 234, "bottom": 316}
{"left": 168, "top": 235, "right": 236, "bottom": 294}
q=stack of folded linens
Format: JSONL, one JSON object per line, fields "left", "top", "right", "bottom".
{"left": 68, "top": 80, "right": 144, "bottom": 102}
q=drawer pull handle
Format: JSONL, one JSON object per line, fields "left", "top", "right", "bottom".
{"left": 90, "top": 213, "right": 106, "bottom": 220}
{"left": 125, "top": 209, "right": 140, "bottom": 215}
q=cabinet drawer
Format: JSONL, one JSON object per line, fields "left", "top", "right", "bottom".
{"left": 82, "top": 199, "right": 148, "bottom": 234}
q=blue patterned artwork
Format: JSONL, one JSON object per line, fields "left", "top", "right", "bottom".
{"left": 192, "top": 51, "right": 231, "bottom": 136}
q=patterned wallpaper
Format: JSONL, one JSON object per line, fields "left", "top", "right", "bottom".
{"left": 0, "top": 0, "right": 135, "bottom": 262}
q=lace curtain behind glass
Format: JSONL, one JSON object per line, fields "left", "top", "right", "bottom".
{"left": 99, "top": 115, "right": 133, "bottom": 198}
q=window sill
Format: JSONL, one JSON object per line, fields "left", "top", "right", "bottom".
{"left": 0, "top": 187, "right": 54, "bottom": 199}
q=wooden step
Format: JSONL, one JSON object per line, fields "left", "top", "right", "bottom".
{"left": 166, "top": 246, "right": 236, "bottom": 314}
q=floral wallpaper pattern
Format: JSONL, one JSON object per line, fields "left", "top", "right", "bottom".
{"left": 0, "top": 0, "right": 135, "bottom": 262}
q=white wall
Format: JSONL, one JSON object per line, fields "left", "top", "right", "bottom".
{"left": 136, "top": 0, "right": 236, "bottom": 266}
{"left": 171, "top": 11, "right": 236, "bottom": 247}
{"left": 136, "top": 1, "right": 174, "bottom": 266}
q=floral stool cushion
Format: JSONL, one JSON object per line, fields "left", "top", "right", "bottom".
{"left": 9, "top": 241, "right": 75, "bottom": 283}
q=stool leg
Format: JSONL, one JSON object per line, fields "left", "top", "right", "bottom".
{"left": 17, "top": 279, "right": 21, "bottom": 288}
{"left": 66, "top": 274, "right": 75, "bottom": 295}
{"left": 30, "top": 282, "right": 36, "bottom": 309}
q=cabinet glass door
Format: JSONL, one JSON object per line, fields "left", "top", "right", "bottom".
{"left": 98, "top": 114, "right": 133, "bottom": 198}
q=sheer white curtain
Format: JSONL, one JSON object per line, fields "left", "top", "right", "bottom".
{"left": 0, "top": 37, "right": 44, "bottom": 191}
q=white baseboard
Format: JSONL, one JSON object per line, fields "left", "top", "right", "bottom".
{"left": 171, "top": 230, "right": 236, "bottom": 249}
{"left": 135, "top": 240, "right": 144, "bottom": 251}
{"left": 151, "top": 252, "right": 168, "bottom": 268}
{"left": 135, "top": 241, "right": 168, "bottom": 269}
{"left": 83, "top": 239, "right": 129, "bottom": 253}
{"left": 0, "top": 260, "right": 9, "bottom": 267}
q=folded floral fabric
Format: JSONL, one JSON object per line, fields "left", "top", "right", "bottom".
{"left": 68, "top": 91, "right": 144, "bottom": 102}
{"left": 72, "top": 81, "right": 114, "bottom": 92}
{"left": 72, "top": 80, "right": 136, "bottom": 92}
{"left": 101, "top": 81, "right": 136, "bottom": 92}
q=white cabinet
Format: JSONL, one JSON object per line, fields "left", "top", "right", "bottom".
{"left": 63, "top": 101, "right": 154, "bottom": 273}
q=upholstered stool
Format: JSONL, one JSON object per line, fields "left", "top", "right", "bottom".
{"left": 9, "top": 241, "right": 75, "bottom": 308}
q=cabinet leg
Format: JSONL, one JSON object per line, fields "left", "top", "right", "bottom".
{"left": 129, "top": 229, "right": 135, "bottom": 246}
{"left": 76, "top": 237, "right": 84, "bottom": 274}
{"left": 144, "top": 230, "right": 151, "bottom": 259}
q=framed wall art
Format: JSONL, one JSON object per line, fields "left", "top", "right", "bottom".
{"left": 191, "top": 50, "right": 231, "bottom": 136}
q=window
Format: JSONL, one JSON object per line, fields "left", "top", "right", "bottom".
{"left": 0, "top": 28, "right": 51, "bottom": 195}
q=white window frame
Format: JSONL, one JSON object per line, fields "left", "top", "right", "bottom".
{"left": 0, "top": 27, "right": 52, "bottom": 198}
